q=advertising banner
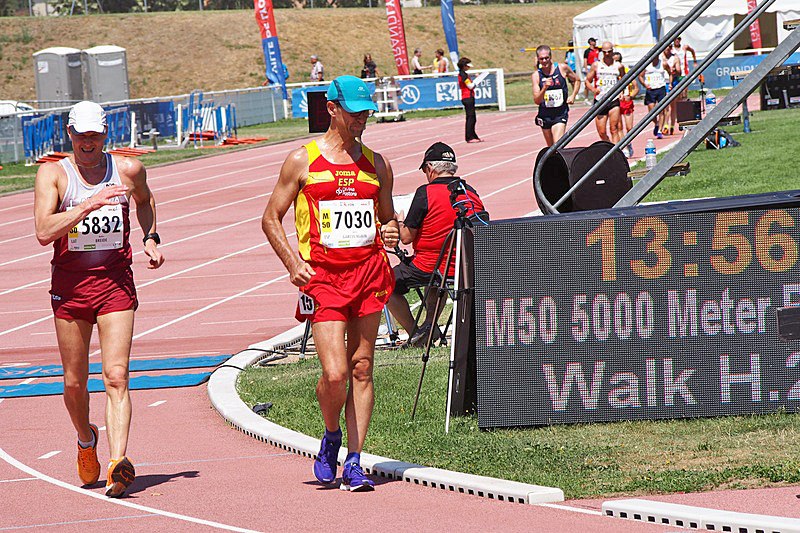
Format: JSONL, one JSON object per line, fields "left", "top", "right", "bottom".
{"left": 396, "top": 73, "right": 498, "bottom": 111}
{"left": 747, "top": 0, "right": 763, "bottom": 51}
{"left": 255, "top": 0, "right": 288, "bottom": 99}
{"left": 385, "top": 0, "right": 410, "bottom": 76}
{"left": 441, "top": 0, "right": 460, "bottom": 68}
{"left": 691, "top": 52, "right": 800, "bottom": 89}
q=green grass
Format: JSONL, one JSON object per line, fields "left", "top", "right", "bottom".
{"left": 239, "top": 348, "right": 800, "bottom": 499}
{"left": 237, "top": 105, "right": 800, "bottom": 500}
{"left": 645, "top": 107, "right": 800, "bottom": 202}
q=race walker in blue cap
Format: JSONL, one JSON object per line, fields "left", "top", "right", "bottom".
{"left": 262, "top": 75, "right": 400, "bottom": 492}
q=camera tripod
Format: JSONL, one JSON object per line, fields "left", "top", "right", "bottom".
{"left": 410, "top": 197, "right": 481, "bottom": 432}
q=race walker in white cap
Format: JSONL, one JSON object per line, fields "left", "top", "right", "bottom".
{"left": 33, "top": 100, "right": 165, "bottom": 498}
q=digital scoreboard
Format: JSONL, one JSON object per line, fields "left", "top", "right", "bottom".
{"left": 474, "top": 191, "right": 800, "bottom": 428}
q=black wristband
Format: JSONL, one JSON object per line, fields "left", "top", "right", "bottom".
{"left": 143, "top": 232, "right": 160, "bottom": 245}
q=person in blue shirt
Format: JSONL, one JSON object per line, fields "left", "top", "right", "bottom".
{"left": 565, "top": 40, "right": 576, "bottom": 73}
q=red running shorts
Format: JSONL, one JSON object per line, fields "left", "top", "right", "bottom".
{"left": 620, "top": 98, "right": 634, "bottom": 115}
{"left": 296, "top": 251, "right": 394, "bottom": 323}
{"left": 51, "top": 267, "right": 138, "bottom": 324}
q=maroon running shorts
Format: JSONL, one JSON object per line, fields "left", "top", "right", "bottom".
{"left": 51, "top": 267, "right": 138, "bottom": 323}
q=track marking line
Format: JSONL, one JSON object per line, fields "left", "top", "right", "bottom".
{"left": 147, "top": 400, "right": 166, "bottom": 408}
{"left": 536, "top": 502, "right": 603, "bottom": 515}
{"left": 0, "top": 447, "right": 261, "bottom": 533}
{"left": 0, "top": 477, "right": 36, "bottom": 483}
{"left": 37, "top": 451, "right": 61, "bottom": 460}
{"left": 0, "top": 513, "right": 158, "bottom": 531}
{"left": 98, "top": 426, "right": 106, "bottom": 431}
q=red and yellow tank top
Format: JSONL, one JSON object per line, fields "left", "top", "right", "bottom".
{"left": 294, "top": 140, "right": 383, "bottom": 268}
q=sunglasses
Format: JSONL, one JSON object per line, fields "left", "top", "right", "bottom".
{"left": 538, "top": 55, "right": 551, "bottom": 60}
{"left": 603, "top": 49, "right": 615, "bottom": 54}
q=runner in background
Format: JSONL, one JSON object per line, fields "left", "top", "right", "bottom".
{"left": 662, "top": 45, "right": 680, "bottom": 135}
{"left": 565, "top": 40, "right": 577, "bottom": 74}
{"left": 613, "top": 51, "right": 639, "bottom": 158}
{"left": 262, "top": 75, "right": 399, "bottom": 492}
{"left": 585, "top": 41, "right": 625, "bottom": 144}
{"left": 33, "top": 100, "right": 164, "bottom": 499}
{"left": 531, "top": 44, "right": 581, "bottom": 147}
{"left": 639, "top": 54, "right": 670, "bottom": 139}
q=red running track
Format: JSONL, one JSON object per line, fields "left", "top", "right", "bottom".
{"left": 0, "top": 105, "right": 785, "bottom": 532}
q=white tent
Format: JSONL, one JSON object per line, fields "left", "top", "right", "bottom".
{"left": 573, "top": 0, "right": 800, "bottom": 70}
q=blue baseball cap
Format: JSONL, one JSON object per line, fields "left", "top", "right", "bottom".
{"left": 326, "top": 75, "right": 378, "bottom": 114}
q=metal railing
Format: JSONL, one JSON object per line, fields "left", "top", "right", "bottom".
{"left": 533, "top": 0, "right": 798, "bottom": 215}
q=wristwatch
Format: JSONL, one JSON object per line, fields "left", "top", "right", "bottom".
{"left": 143, "top": 232, "right": 161, "bottom": 245}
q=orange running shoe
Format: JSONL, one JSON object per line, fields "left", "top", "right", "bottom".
{"left": 105, "top": 456, "right": 135, "bottom": 498}
{"left": 77, "top": 423, "right": 100, "bottom": 486}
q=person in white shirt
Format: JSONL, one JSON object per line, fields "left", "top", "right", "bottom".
{"left": 639, "top": 55, "right": 670, "bottom": 139}
{"left": 411, "top": 48, "right": 430, "bottom": 75}
{"left": 585, "top": 41, "right": 625, "bottom": 144}
{"left": 310, "top": 55, "right": 324, "bottom": 82}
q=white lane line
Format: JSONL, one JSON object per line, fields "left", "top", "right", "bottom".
{"left": 0, "top": 218, "right": 265, "bottom": 332}
{"left": 0, "top": 447, "right": 260, "bottom": 532}
{"left": 148, "top": 400, "right": 166, "bottom": 407}
{"left": 0, "top": 477, "right": 37, "bottom": 483}
{"left": 137, "top": 452, "right": 291, "bottom": 467}
{"left": 19, "top": 378, "right": 35, "bottom": 385}
{"left": 536, "top": 502, "right": 603, "bottom": 516}
{"left": 0, "top": 514, "right": 157, "bottom": 531}
{"left": 98, "top": 426, "right": 106, "bottom": 431}
{"left": 37, "top": 451, "right": 61, "bottom": 460}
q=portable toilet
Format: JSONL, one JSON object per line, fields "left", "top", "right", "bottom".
{"left": 32, "top": 47, "right": 83, "bottom": 105}
{"left": 81, "top": 45, "right": 130, "bottom": 103}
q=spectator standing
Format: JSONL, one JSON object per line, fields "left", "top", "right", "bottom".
{"left": 310, "top": 55, "right": 324, "bottom": 82}
{"left": 565, "top": 40, "right": 577, "bottom": 73}
{"left": 361, "top": 53, "right": 378, "bottom": 79}
{"left": 582, "top": 37, "right": 600, "bottom": 100}
{"left": 412, "top": 48, "right": 430, "bottom": 75}
{"left": 433, "top": 48, "right": 450, "bottom": 73}
{"left": 457, "top": 57, "right": 482, "bottom": 143}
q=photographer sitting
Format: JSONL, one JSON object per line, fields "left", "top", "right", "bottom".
{"left": 388, "top": 142, "right": 487, "bottom": 347}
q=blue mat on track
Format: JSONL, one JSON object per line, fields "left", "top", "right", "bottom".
{"left": 0, "top": 355, "right": 230, "bottom": 380}
{"left": 0, "top": 372, "right": 212, "bottom": 398}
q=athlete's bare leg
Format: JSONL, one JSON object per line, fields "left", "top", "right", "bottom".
{"left": 595, "top": 115, "right": 609, "bottom": 141}
{"left": 97, "top": 309, "right": 134, "bottom": 459}
{"left": 344, "top": 312, "right": 381, "bottom": 454}
{"left": 55, "top": 317, "right": 94, "bottom": 443}
{"left": 608, "top": 107, "right": 622, "bottom": 144}
{"left": 541, "top": 128, "right": 555, "bottom": 147}
{"left": 313, "top": 320, "right": 349, "bottom": 433}
{"left": 549, "top": 122, "right": 567, "bottom": 146}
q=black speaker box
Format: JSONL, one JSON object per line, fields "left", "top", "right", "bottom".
{"left": 676, "top": 100, "right": 702, "bottom": 122}
{"left": 307, "top": 91, "right": 331, "bottom": 133}
{"left": 534, "top": 141, "right": 632, "bottom": 213}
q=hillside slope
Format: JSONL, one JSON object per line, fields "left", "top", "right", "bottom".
{"left": 0, "top": 2, "right": 595, "bottom": 101}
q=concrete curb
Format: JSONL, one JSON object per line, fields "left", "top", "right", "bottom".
{"left": 207, "top": 326, "right": 564, "bottom": 505}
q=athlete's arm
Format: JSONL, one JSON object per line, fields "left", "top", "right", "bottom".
{"left": 531, "top": 71, "right": 546, "bottom": 105}
{"left": 124, "top": 156, "right": 164, "bottom": 269}
{"left": 638, "top": 70, "right": 649, "bottom": 90}
{"left": 563, "top": 64, "right": 580, "bottom": 104}
{"left": 33, "top": 161, "right": 128, "bottom": 246}
{"left": 686, "top": 44, "right": 697, "bottom": 65}
{"left": 373, "top": 152, "right": 400, "bottom": 249}
{"left": 263, "top": 147, "right": 316, "bottom": 287}
{"left": 585, "top": 64, "right": 599, "bottom": 95}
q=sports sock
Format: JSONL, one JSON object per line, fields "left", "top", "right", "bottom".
{"left": 78, "top": 431, "right": 96, "bottom": 449}
{"left": 325, "top": 428, "right": 342, "bottom": 442}
{"left": 345, "top": 452, "right": 360, "bottom": 466}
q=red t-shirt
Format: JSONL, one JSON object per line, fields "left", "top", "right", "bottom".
{"left": 404, "top": 177, "right": 485, "bottom": 276}
{"left": 458, "top": 70, "right": 474, "bottom": 100}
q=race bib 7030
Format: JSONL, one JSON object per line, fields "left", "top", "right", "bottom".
{"left": 319, "top": 199, "right": 376, "bottom": 249}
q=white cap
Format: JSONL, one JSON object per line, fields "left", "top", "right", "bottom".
{"left": 68, "top": 101, "right": 106, "bottom": 134}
